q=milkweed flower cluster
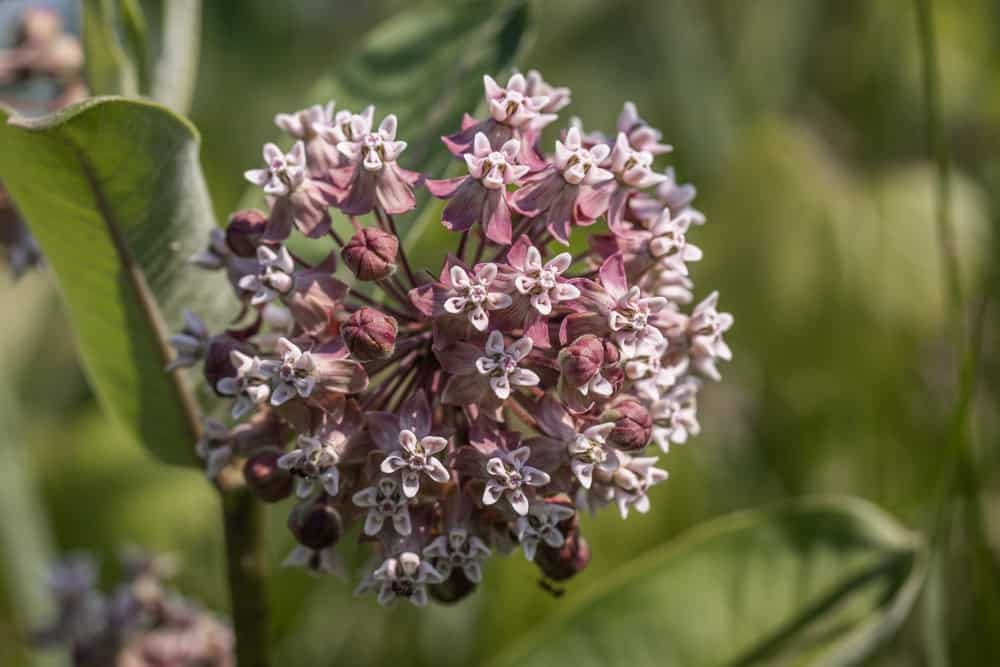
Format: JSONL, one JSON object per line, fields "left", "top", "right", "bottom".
{"left": 173, "top": 70, "right": 732, "bottom": 607}
{"left": 32, "top": 550, "right": 233, "bottom": 667}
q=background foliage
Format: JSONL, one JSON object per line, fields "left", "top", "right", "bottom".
{"left": 2, "top": 0, "right": 1000, "bottom": 665}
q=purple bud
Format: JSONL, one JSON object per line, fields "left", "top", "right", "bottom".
{"left": 428, "top": 570, "right": 478, "bottom": 604}
{"left": 603, "top": 398, "right": 652, "bottom": 451}
{"left": 342, "top": 307, "right": 398, "bottom": 361}
{"left": 225, "top": 209, "right": 269, "bottom": 257}
{"left": 536, "top": 533, "right": 591, "bottom": 582}
{"left": 560, "top": 334, "right": 604, "bottom": 387}
{"left": 341, "top": 228, "right": 399, "bottom": 281}
{"left": 243, "top": 450, "right": 293, "bottom": 502}
{"left": 203, "top": 335, "right": 252, "bottom": 397}
{"left": 288, "top": 498, "right": 342, "bottom": 550}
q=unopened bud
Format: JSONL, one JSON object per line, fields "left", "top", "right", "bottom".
{"left": 603, "top": 398, "right": 652, "bottom": 451}
{"left": 428, "top": 570, "right": 478, "bottom": 604}
{"left": 288, "top": 498, "right": 342, "bottom": 550}
{"left": 341, "top": 228, "right": 398, "bottom": 281}
{"left": 203, "top": 335, "right": 251, "bottom": 396}
{"left": 560, "top": 334, "right": 604, "bottom": 388}
{"left": 243, "top": 450, "right": 293, "bottom": 502}
{"left": 342, "top": 307, "right": 397, "bottom": 361}
{"left": 536, "top": 533, "right": 591, "bottom": 581}
{"left": 225, "top": 209, "right": 269, "bottom": 257}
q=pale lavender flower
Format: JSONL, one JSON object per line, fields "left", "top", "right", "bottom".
{"left": 216, "top": 350, "right": 271, "bottom": 419}
{"left": 278, "top": 434, "right": 341, "bottom": 498}
{"left": 352, "top": 477, "right": 413, "bottom": 536}
{"left": 166, "top": 310, "right": 209, "bottom": 371}
{"left": 475, "top": 331, "right": 539, "bottom": 400}
{"left": 237, "top": 245, "right": 295, "bottom": 306}
{"left": 443, "top": 264, "right": 512, "bottom": 332}
{"left": 566, "top": 422, "right": 620, "bottom": 489}
{"left": 423, "top": 529, "right": 491, "bottom": 583}
{"left": 260, "top": 337, "right": 317, "bottom": 405}
{"left": 688, "top": 291, "right": 734, "bottom": 381}
{"left": 650, "top": 379, "right": 701, "bottom": 451}
{"left": 365, "top": 552, "right": 445, "bottom": 607}
{"left": 483, "top": 445, "right": 550, "bottom": 515}
{"left": 244, "top": 142, "right": 306, "bottom": 197}
{"left": 610, "top": 452, "right": 668, "bottom": 519}
{"left": 510, "top": 240, "right": 580, "bottom": 316}
{"left": 516, "top": 502, "right": 576, "bottom": 560}
{"left": 274, "top": 101, "right": 341, "bottom": 175}
{"left": 336, "top": 110, "right": 420, "bottom": 215}
{"left": 379, "top": 429, "right": 450, "bottom": 498}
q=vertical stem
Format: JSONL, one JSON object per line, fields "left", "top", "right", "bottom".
{"left": 221, "top": 489, "right": 270, "bottom": 667}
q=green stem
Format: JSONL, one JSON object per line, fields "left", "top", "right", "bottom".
{"left": 221, "top": 489, "right": 271, "bottom": 667}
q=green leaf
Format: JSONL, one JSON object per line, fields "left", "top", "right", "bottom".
{"left": 82, "top": 0, "right": 137, "bottom": 96}
{"left": 492, "top": 496, "right": 926, "bottom": 667}
{"left": 0, "top": 97, "right": 233, "bottom": 466}
{"left": 151, "top": 0, "right": 202, "bottom": 115}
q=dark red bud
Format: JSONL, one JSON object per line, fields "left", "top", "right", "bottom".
{"left": 560, "top": 334, "right": 604, "bottom": 387}
{"left": 243, "top": 449, "right": 293, "bottom": 502}
{"left": 603, "top": 398, "right": 652, "bottom": 451}
{"left": 341, "top": 228, "right": 399, "bottom": 281}
{"left": 342, "top": 307, "right": 398, "bottom": 361}
{"left": 288, "top": 498, "right": 342, "bottom": 550}
{"left": 428, "top": 569, "right": 478, "bottom": 604}
{"left": 203, "top": 335, "right": 252, "bottom": 396}
{"left": 536, "top": 533, "right": 591, "bottom": 581}
{"left": 225, "top": 209, "right": 269, "bottom": 257}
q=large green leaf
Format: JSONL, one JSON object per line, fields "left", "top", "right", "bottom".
{"left": 0, "top": 98, "right": 233, "bottom": 466}
{"left": 492, "top": 496, "right": 926, "bottom": 667}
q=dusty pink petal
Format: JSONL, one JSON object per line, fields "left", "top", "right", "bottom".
{"left": 339, "top": 169, "right": 378, "bottom": 215}
{"left": 376, "top": 164, "right": 417, "bottom": 215}
{"left": 434, "top": 342, "right": 482, "bottom": 375}
{"left": 441, "top": 180, "right": 487, "bottom": 232}
{"left": 442, "top": 373, "right": 484, "bottom": 406}
{"left": 576, "top": 181, "right": 614, "bottom": 222}
{"left": 399, "top": 390, "right": 432, "bottom": 436}
{"left": 365, "top": 411, "right": 401, "bottom": 452}
{"left": 544, "top": 186, "right": 579, "bottom": 245}
{"left": 289, "top": 184, "right": 332, "bottom": 238}
{"left": 599, "top": 253, "right": 629, "bottom": 299}
{"left": 559, "top": 311, "right": 609, "bottom": 346}
{"left": 314, "top": 357, "right": 368, "bottom": 394}
{"left": 263, "top": 198, "right": 294, "bottom": 242}
{"left": 408, "top": 284, "right": 435, "bottom": 317}
{"left": 505, "top": 234, "right": 532, "bottom": 270}
{"left": 426, "top": 176, "right": 468, "bottom": 198}
{"left": 283, "top": 272, "right": 349, "bottom": 337}
{"left": 509, "top": 169, "right": 563, "bottom": 217}
{"left": 523, "top": 314, "right": 551, "bottom": 349}
{"left": 604, "top": 187, "right": 632, "bottom": 234}
{"left": 481, "top": 188, "right": 512, "bottom": 245}
{"left": 534, "top": 395, "right": 575, "bottom": 440}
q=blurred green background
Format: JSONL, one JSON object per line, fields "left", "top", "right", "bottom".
{"left": 2, "top": 0, "right": 1000, "bottom": 665}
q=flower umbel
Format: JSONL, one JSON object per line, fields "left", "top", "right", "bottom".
{"left": 174, "top": 68, "right": 733, "bottom": 606}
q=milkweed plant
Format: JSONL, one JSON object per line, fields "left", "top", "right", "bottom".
{"left": 171, "top": 70, "right": 733, "bottom": 607}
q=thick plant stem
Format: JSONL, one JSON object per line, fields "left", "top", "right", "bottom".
{"left": 221, "top": 489, "right": 271, "bottom": 667}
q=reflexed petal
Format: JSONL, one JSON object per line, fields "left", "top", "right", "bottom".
{"left": 508, "top": 489, "right": 530, "bottom": 516}
{"left": 482, "top": 479, "right": 505, "bottom": 506}
{"left": 363, "top": 511, "right": 385, "bottom": 536}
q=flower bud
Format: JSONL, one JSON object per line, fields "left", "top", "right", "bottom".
{"left": 225, "top": 209, "right": 269, "bottom": 257}
{"left": 288, "top": 498, "right": 342, "bottom": 550}
{"left": 243, "top": 450, "right": 293, "bottom": 502}
{"left": 559, "top": 334, "right": 604, "bottom": 387}
{"left": 603, "top": 398, "right": 652, "bottom": 451}
{"left": 428, "top": 570, "right": 478, "bottom": 605}
{"left": 203, "top": 335, "right": 252, "bottom": 397}
{"left": 342, "top": 307, "right": 397, "bottom": 361}
{"left": 536, "top": 533, "right": 591, "bottom": 582}
{"left": 341, "top": 228, "right": 398, "bottom": 281}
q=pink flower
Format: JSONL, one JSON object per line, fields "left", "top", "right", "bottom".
{"left": 426, "top": 133, "right": 529, "bottom": 244}
{"left": 509, "top": 127, "right": 613, "bottom": 244}
{"left": 335, "top": 111, "right": 421, "bottom": 215}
